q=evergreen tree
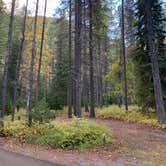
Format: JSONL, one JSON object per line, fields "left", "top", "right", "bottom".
{"left": 47, "top": 14, "right": 69, "bottom": 110}
{"left": 134, "top": 0, "right": 166, "bottom": 122}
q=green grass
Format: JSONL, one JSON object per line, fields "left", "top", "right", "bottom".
{"left": 4, "top": 109, "right": 27, "bottom": 123}
{"left": 0, "top": 118, "right": 113, "bottom": 150}
{"left": 97, "top": 105, "right": 166, "bottom": 129}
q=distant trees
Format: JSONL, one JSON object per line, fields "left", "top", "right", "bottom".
{"left": 0, "top": 0, "right": 165, "bottom": 125}
{"left": 27, "top": 0, "right": 39, "bottom": 125}
{"left": 48, "top": 0, "right": 111, "bottom": 117}
{"left": 0, "top": 0, "right": 16, "bottom": 127}
{"left": 36, "top": 0, "right": 47, "bottom": 102}
{"left": 47, "top": 13, "right": 69, "bottom": 110}
{"left": 11, "top": 0, "right": 29, "bottom": 121}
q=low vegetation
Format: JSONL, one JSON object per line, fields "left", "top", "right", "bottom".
{"left": 0, "top": 113, "right": 113, "bottom": 150}
{"left": 31, "top": 99, "right": 55, "bottom": 123}
{"left": 97, "top": 105, "right": 166, "bottom": 129}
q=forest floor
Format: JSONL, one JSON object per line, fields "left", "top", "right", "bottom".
{"left": 0, "top": 116, "right": 166, "bottom": 166}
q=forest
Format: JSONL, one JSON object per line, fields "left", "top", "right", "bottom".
{"left": 0, "top": 0, "right": 165, "bottom": 165}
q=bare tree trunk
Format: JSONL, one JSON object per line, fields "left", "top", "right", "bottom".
{"left": 118, "top": 57, "right": 122, "bottom": 108}
{"left": 145, "top": 0, "right": 166, "bottom": 123}
{"left": 96, "top": 42, "right": 99, "bottom": 107}
{"left": 82, "top": 0, "right": 89, "bottom": 112}
{"left": 97, "top": 39, "right": 102, "bottom": 108}
{"left": 68, "top": 0, "right": 73, "bottom": 118}
{"left": 75, "top": 0, "right": 82, "bottom": 117}
{"left": 11, "top": 0, "right": 28, "bottom": 122}
{"left": 102, "top": 38, "right": 109, "bottom": 105}
{"left": 27, "top": 0, "right": 39, "bottom": 126}
{"left": 0, "top": 0, "right": 16, "bottom": 127}
{"left": 36, "top": 0, "right": 47, "bottom": 102}
{"left": 121, "top": 0, "right": 128, "bottom": 111}
{"left": 89, "top": 0, "right": 95, "bottom": 118}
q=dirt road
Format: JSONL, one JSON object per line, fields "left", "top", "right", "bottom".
{"left": 0, "top": 149, "right": 61, "bottom": 166}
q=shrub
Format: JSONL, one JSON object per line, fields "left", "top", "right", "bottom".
{"left": 0, "top": 121, "right": 26, "bottom": 137}
{"left": 46, "top": 94, "right": 63, "bottom": 110}
{"left": 97, "top": 105, "right": 166, "bottom": 129}
{"left": 16, "top": 98, "right": 25, "bottom": 111}
{"left": 5, "top": 99, "right": 12, "bottom": 115}
{"left": 3, "top": 119, "right": 112, "bottom": 150}
{"left": 31, "top": 99, "right": 55, "bottom": 123}
{"left": 97, "top": 105, "right": 127, "bottom": 120}
{"left": 4, "top": 109, "right": 27, "bottom": 122}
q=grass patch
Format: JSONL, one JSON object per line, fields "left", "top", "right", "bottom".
{"left": 0, "top": 119, "right": 113, "bottom": 150}
{"left": 97, "top": 105, "right": 166, "bottom": 129}
{"left": 4, "top": 109, "right": 27, "bottom": 123}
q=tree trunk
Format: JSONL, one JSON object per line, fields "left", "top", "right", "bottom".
{"left": 68, "top": 0, "right": 73, "bottom": 118}
{"left": 97, "top": 39, "right": 103, "bottom": 108}
{"left": 145, "top": 0, "right": 166, "bottom": 123}
{"left": 11, "top": 0, "right": 28, "bottom": 122}
{"left": 74, "top": 0, "right": 82, "bottom": 117}
{"left": 89, "top": 0, "right": 95, "bottom": 118}
{"left": 0, "top": 0, "right": 16, "bottom": 127}
{"left": 121, "top": 0, "right": 128, "bottom": 111}
{"left": 82, "top": 0, "right": 89, "bottom": 112}
{"left": 36, "top": 0, "right": 47, "bottom": 102}
{"left": 27, "top": 0, "right": 39, "bottom": 126}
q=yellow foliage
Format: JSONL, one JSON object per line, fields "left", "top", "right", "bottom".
{"left": 20, "top": 16, "right": 53, "bottom": 89}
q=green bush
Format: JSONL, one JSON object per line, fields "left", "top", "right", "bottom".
{"left": 16, "top": 98, "right": 25, "bottom": 111}
{"left": 0, "top": 121, "right": 26, "bottom": 137}
{"left": 4, "top": 109, "right": 27, "bottom": 122}
{"left": 97, "top": 105, "right": 127, "bottom": 120}
{"left": 31, "top": 99, "right": 55, "bottom": 123}
{"left": 5, "top": 99, "right": 12, "bottom": 115}
{"left": 24, "top": 119, "right": 112, "bottom": 150}
{"left": 1, "top": 119, "right": 112, "bottom": 150}
{"left": 46, "top": 94, "right": 63, "bottom": 110}
{"left": 97, "top": 105, "right": 166, "bottom": 129}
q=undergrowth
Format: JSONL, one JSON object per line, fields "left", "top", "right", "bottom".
{"left": 97, "top": 105, "right": 166, "bottom": 129}
{"left": 0, "top": 119, "right": 113, "bottom": 150}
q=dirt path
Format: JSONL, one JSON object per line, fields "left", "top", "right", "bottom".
{"left": 0, "top": 119, "right": 166, "bottom": 166}
{"left": 95, "top": 119, "right": 166, "bottom": 166}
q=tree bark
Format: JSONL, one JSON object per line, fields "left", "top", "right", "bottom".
{"left": 36, "top": 0, "right": 47, "bottom": 102}
{"left": 27, "top": 0, "right": 39, "bottom": 126}
{"left": 121, "top": 0, "right": 128, "bottom": 111}
{"left": 89, "top": 0, "right": 95, "bottom": 118}
{"left": 68, "top": 0, "right": 73, "bottom": 118}
{"left": 145, "top": 0, "right": 166, "bottom": 123}
{"left": 0, "top": 0, "right": 16, "bottom": 127}
{"left": 97, "top": 39, "right": 102, "bottom": 108}
{"left": 82, "top": 0, "right": 89, "bottom": 112}
{"left": 74, "top": 0, "right": 82, "bottom": 117}
{"left": 11, "top": 0, "right": 28, "bottom": 122}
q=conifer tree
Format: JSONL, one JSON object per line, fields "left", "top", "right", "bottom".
{"left": 134, "top": 0, "right": 166, "bottom": 123}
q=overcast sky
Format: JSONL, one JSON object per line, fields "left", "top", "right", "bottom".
{"left": 4, "top": 0, "right": 60, "bottom": 17}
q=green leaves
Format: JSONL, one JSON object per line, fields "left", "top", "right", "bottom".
{"left": 19, "top": 119, "right": 112, "bottom": 150}
{"left": 31, "top": 99, "right": 55, "bottom": 123}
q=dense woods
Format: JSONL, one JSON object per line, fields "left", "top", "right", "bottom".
{"left": 0, "top": 0, "right": 165, "bottom": 165}
{"left": 0, "top": 0, "right": 165, "bottom": 124}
